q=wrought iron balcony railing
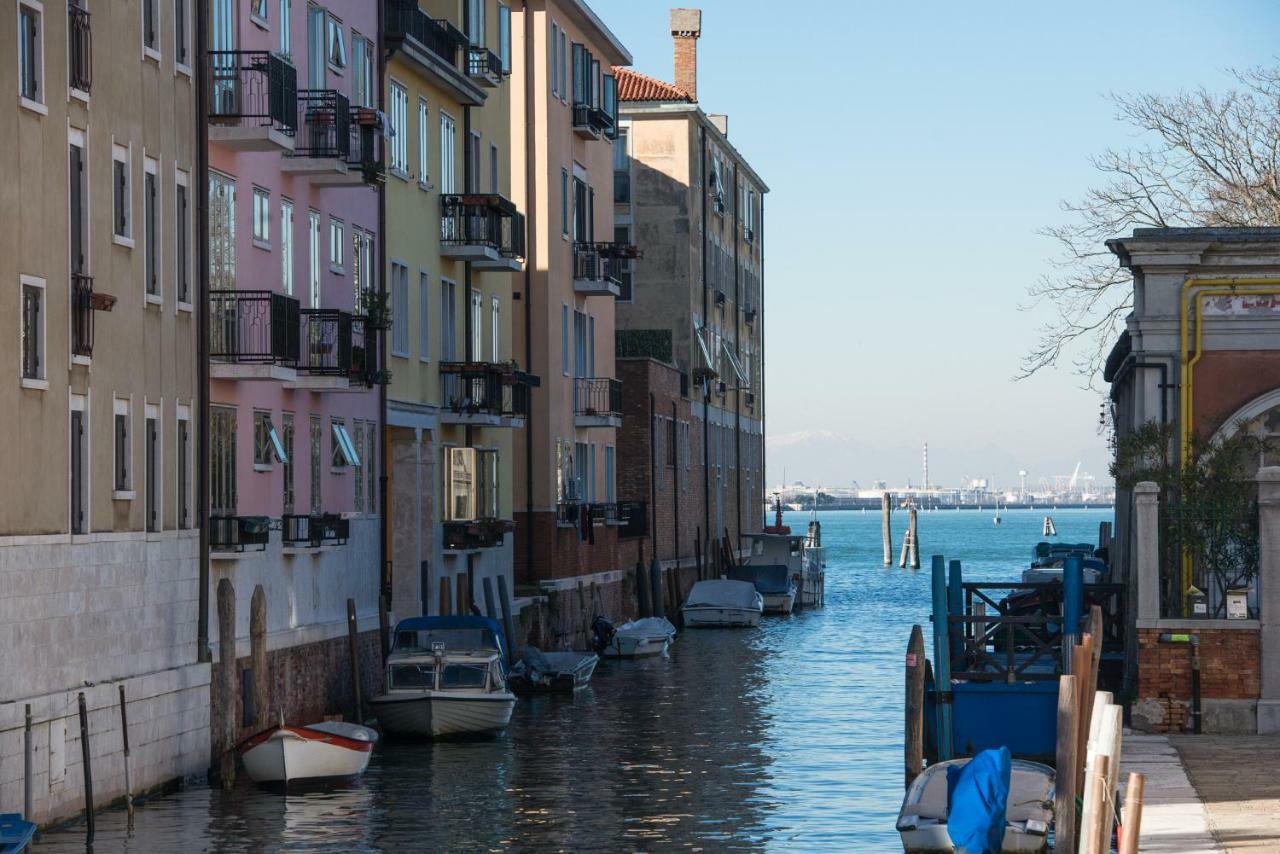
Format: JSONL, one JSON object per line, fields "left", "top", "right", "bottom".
{"left": 467, "top": 46, "right": 502, "bottom": 84}
{"left": 210, "top": 290, "right": 300, "bottom": 365}
{"left": 440, "top": 194, "right": 525, "bottom": 259}
{"left": 210, "top": 515, "right": 270, "bottom": 553}
{"left": 208, "top": 50, "right": 297, "bottom": 134}
{"left": 443, "top": 518, "right": 512, "bottom": 550}
{"left": 573, "top": 377, "right": 623, "bottom": 420}
{"left": 384, "top": 0, "right": 466, "bottom": 68}
{"left": 299, "top": 309, "right": 352, "bottom": 376}
{"left": 68, "top": 3, "right": 92, "bottom": 93}
{"left": 292, "top": 89, "right": 351, "bottom": 159}
{"left": 617, "top": 500, "right": 648, "bottom": 538}
{"left": 283, "top": 513, "right": 349, "bottom": 546}
{"left": 71, "top": 273, "right": 94, "bottom": 358}
{"left": 439, "top": 362, "right": 531, "bottom": 419}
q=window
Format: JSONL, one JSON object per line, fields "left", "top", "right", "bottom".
{"left": 559, "top": 29, "right": 567, "bottom": 103}
{"left": 439, "top": 113, "right": 456, "bottom": 194}
{"left": 391, "top": 262, "right": 409, "bottom": 356}
{"left": 18, "top": 2, "right": 42, "bottom": 106}
{"left": 571, "top": 43, "right": 585, "bottom": 105}
{"left": 352, "top": 228, "right": 373, "bottom": 309}
{"left": 615, "top": 225, "right": 632, "bottom": 301}
{"left": 418, "top": 98, "right": 429, "bottom": 186}
{"left": 113, "top": 144, "right": 131, "bottom": 241}
{"left": 175, "top": 0, "right": 191, "bottom": 68}
{"left": 613, "top": 129, "right": 630, "bottom": 202}
{"left": 178, "top": 407, "right": 191, "bottom": 528}
{"left": 365, "top": 423, "right": 376, "bottom": 511}
{"left": 70, "top": 398, "right": 88, "bottom": 534}
{"left": 209, "top": 170, "right": 235, "bottom": 289}
{"left": 572, "top": 177, "right": 588, "bottom": 243}
{"left": 281, "top": 412, "right": 294, "bottom": 514}
{"left": 418, "top": 272, "right": 430, "bottom": 361}
{"left": 446, "top": 447, "right": 475, "bottom": 521}
{"left": 560, "top": 169, "right": 569, "bottom": 237}
{"left": 667, "top": 418, "right": 677, "bottom": 467}
{"left": 605, "top": 445, "right": 615, "bottom": 503}
{"left": 550, "top": 22, "right": 559, "bottom": 96}
{"left": 307, "top": 3, "right": 325, "bottom": 88}
{"left": 498, "top": 4, "right": 510, "bottom": 73}
{"left": 489, "top": 144, "right": 499, "bottom": 193}
{"left": 478, "top": 449, "right": 498, "bottom": 519}
{"left": 69, "top": 140, "right": 87, "bottom": 275}
{"left": 252, "top": 186, "right": 270, "bottom": 246}
{"left": 389, "top": 82, "right": 408, "bottom": 174}
{"left": 574, "top": 441, "right": 588, "bottom": 503}
{"left": 211, "top": 405, "right": 236, "bottom": 515}
{"left": 144, "top": 160, "right": 158, "bottom": 298}
{"left": 308, "top": 211, "right": 320, "bottom": 307}
{"left": 309, "top": 414, "right": 321, "bottom": 511}
{"left": 331, "top": 418, "right": 358, "bottom": 468}
{"left": 352, "top": 35, "right": 374, "bottom": 106}
{"left": 250, "top": 0, "right": 267, "bottom": 25}
{"left": 329, "top": 217, "right": 344, "bottom": 272}
{"left": 176, "top": 171, "right": 190, "bottom": 303}
{"left": 465, "top": 0, "right": 484, "bottom": 47}
{"left": 353, "top": 420, "right": 365, "bottom": 513}
{"left": 466, "top": 132, "right": 480, "bottom": 193}
{"left": 114, "top": 398, "right": 132, "bottom": 494}
{"left": 573, "top": 309, "right": 586, "bottom": 377}
{"left": 145, "top": 407, "right": 159, "bottom": 532}
{"left": 20, "top": 276, "right": 44, "bottom": 383}
{"left": 560, "top": 303, "right": 569, "bottom": 375}
{"left": 468, "top": 288, "right": 483, "bottom": 361}
{"left": 440, "top": 280, "right": 457, "bottom": 361}
{"left": 277, "top": 0, "right": 290, "bottom": 56}
{"left": 490, "top": 296, "right": 500, "bottom": 362}
{"left": 253, "top": 411, "right": 286, "bottom": 467}
{"left": 142, "top": 0, "right": 158, "bottom": 55}
{"left": 326, "top": 13, "right": 346, "bottom": 70}
{"left": 280, "top": 199, "right": 294, "bottom": 296}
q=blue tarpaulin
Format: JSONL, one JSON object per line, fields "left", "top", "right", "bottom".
{"left": 946, "top": 747, "right": 1012, "bottom": 854}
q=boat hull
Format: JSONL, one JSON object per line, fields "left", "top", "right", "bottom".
{"left": 681, "top": 605, "right": 762, "bottom": 628}
{"left": 371, "top": 693, "right": 515, "bottom": 738}
{"left": 761, "top": 591, "right": 795, "bottom": 614}
{"left": 602, "top": 633, "right": 671, "bottom": 658}
{"left": 898, "top": 824, "right": 1047, "bottom": 853}
{"left": 510, "top": 653, "right": 599, "bottom": 694}
{"left": 239, "top": 725, "right": 374, "bottom": 784}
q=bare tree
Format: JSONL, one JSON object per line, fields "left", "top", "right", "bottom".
{"left": 1022, "top": 66, "right": 1280, "bottom": 382}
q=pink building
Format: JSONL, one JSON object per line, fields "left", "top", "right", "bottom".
{"left": 205, "top": 0, "right": 383, "bottom": 751}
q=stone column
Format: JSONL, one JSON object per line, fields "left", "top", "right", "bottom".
{"left": 1134, "top": 481, "right": 1161, "bottom": 623}
{"left": 1256, "top": 467, "right": 1280, "bottom": 733}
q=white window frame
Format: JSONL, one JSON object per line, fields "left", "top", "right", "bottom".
{"left": 418, "top": 270, "right": 430, "bottom": 362}
{"left": 141, "top": 0, "right": 161, "bottom": 61}
{"left": 173, "top": 0, "right": 192, "bottom": 75}
{"left": 308, "top": 209, "right": 321, "bottom": 308}
{"left": 249, "top": 0, "right": 268, "bottom": 30}
{"left": 177, "top": 403, "right": 191, "bottom": 529}
{"left": 252, "top": 185, "right": 271, "bottom": 248}
{"left": 390, "top": 261, "right": 409, "bottom": 357}
{"left": 326, "top": 12, "right": 346, "bottom": 72}
{"left": 278, "top": 0, "right": 292, "bottom": 57}
{"left": 18, "top": 0, "right": 46, "bottom": 114}
{"left": 280, "top": 197, "right": 294, "bottom": 296}
{"left": 352, "top": 33, "right": 373, "bottom": 106}
{"left": 19, "top": 273, "right": 47, "bottom": 390}
{"left": 253, "top": 409, "right": 286, "bottom": 470}
{"left": 560, "top": 302, "right": 569, "bottom": 376}
{"left": 490, "top": 296, "right": 500, "bottom": 362}
{"left": 550, "top": 22, "right": 559, "bottom": 97}
{"left": 329, "top": 216, "right": 345, "bottom": 273}
{"left": 418, "top": 97, "right": 429, "bottom": 189}
{"left": 389, "top": 80, "right": 409, "bottom": 176}
{"left": 331, "top": 419, "right": 359, "bottom": 470}
{"left": 498, "top": 3, "right": 510, "bottom": 74}
{"left": 113, "top": 396, "right": 135, "bottom": 499}
{"left": 143, "top": 155, "right": 161, "bottom": 304}
{"left": 439, "top": 111, "right": 456, "bottom": 195}
{"left": 559, "top": 28, "right": 567, "bottom": 104}
{"left": 111, "top": 142, "right": 134, "bottom": 246}
{"left": 175, "top": 167, "right": 192, "bottom": 309}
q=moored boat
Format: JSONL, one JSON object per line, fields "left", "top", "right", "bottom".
{"left": 681, "top": 579, "right": 763, "bottom": 628}
{"left": 238, "top": 720, "right": 377, "bottom": 785}
{"left": 0, "top": 813, "right": 36, "bottom": 853}
{"left": 370, "top": 616, "right": 516, "bottom": 739}
{"left": 592, "top": 616, "right": 676, "bottom": 658}
{"left": 509, "top": 648, "right": 599, "bottom": 694}
{"left": 728, "top": 565, "right": 796, "bottom": 614}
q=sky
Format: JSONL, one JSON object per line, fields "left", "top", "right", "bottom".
{"left": 592, "top": 0, "right": 1280, "bottom": 492}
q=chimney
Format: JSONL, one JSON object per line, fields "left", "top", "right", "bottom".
{"left": 708, "top": 114, "right": 728, "bottom": 137}
{"left": 670, "top": 8, "right": 701, "bottom": 102}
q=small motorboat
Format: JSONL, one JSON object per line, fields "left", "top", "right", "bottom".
{"left": 592, "top": 616, "right": 677, "bottom": 658}
{"left": 681, "top": 579, "right": 763, "bottom": 628}
{"left": 238, "top": 719, "right": 377, "bottom": 785}
{"left": 728, "top": 565, "right": 796, "bottom": 614}
{"left": 370, "top": 615, "right": 516, "bottom": 738}
{"left": 896, "top": 754, "right": 1054, "bottom": 853}
{"left": 509, "top": 647, "right": 599, "bottom": 694}
{"left": 0, "top": 813, "right": 36, "bottom": 853}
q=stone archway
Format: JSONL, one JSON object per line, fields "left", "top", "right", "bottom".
{"left": 1211, "top": 387, "right": 1280, "bottom": 477}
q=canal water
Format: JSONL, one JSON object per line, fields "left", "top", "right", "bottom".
{"left": 38, "top": 508, "right": 1110, "bottom": 852}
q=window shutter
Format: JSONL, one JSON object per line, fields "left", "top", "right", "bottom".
{"left": 32, "top": 292, "right": 40, "bottom": 374}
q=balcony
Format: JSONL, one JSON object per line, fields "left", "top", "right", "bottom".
{"left": 572, "top": 102, "right": 614, "bottom": 140}
{"left": 210, "top": 515, "right": 270, "bottom": 557}
{"left": 467, "top": 46, "right": 502, "bottom": 87}
{"left": 68, "top": 3, "right": 92, "bottom": 94}
{"left": 573, "top": 243, "right": 638, "bottom": 297}
{"left": 71, "top": 274, "right": 94, "bottom": 360}
{"left": 574, "top": 377, "right": 623, "bottom": 428}
{"left": 556, "top": 500, "right": 581, "bottom": 527}
{"left": 443, "top": 518, "right": 512, "bottom": 552}
{"left": 440, "top": 194, "right": 525, "bottom": 270}
{"left": 617, "top": 500, "right": 648, "bottom": 538}
{"left": 209, "top": 290, "right": 300, "bottom": 381}
{"left": 439, "top": 362, "right": 531, "bottom": 426}
{"left": 383, "top": 0, "right": 483, "bottom": 106}
{"left": 286, "top": 309, "right": 365, "bottom": 392}
{"left": 283, "top": 91, "right": 381, "bottom": 185}
{"left": 207, "top": 51, "right": 297, "bottom": 152}
{"left": 282, "top": 513, "right": 349, "bottom": 550}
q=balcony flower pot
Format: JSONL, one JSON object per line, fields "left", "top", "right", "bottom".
{"left": 89, "top": 292, "right": 117, "bottom": 312}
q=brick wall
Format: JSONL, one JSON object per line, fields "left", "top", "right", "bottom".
{"left": 1135, "top": 627, "right": 1260, "bottom": 732}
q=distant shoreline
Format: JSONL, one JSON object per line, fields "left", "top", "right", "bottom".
{"left": 779, "top": 504, "right": 1114, "bottom": 512}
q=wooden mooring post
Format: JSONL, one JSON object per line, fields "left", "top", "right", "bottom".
{"left": 77, "top": 691, "right": 94, "bottom": 843}
{"left": 346, "top": 599, "right": 364, "bottom": 724}
{"left": 216, "top": 577, "right": 237, "bottom": 788}
{"left": 1120, "top": 771, "right": 1145, "bottom": 853}
{"left": 881, "top": 493, "right": 893, "bottom": 566}
{"left": 496, "top": 575, "right": 516, "bottom": 666}
{"left": 23, "top": 704, "right": 32, "bottom": 820}
{"left": 118, "top": 684, "right": 134, "bottom": 820}
{"left": 1054, "top": 674, "right": 1079, "bottom": 854}
{"left": 378, "top": 594, "right": 391, "bottom": 662}
{"left": 1080, "top": 753, "right": 1111, "bottom": 854}
{"left": 250, "top": 586, "right": 268, "bottom": 731}
{"left": 904, "top": 625, "right": 925, "bottom": 788}
{"left": 898, "top": 508, "right": 920, "bottom": 570}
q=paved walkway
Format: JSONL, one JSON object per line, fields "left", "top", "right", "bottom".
{"left": 1170, "top": 735, "right": 1280, "bottom": 853}
{"left": 1121, "top": 733, "right": 1220, "bottom": 853}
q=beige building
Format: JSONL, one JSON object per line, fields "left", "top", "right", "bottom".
{"left": 383, "top": 0, "right": 529, "bottom": 620}
{"left": 509, "top": 1, "right": 632, "bottom": 604}
{"left": 0, "top": 0, "right": 207, "bottom": 823}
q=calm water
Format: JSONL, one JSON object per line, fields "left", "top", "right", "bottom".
{"left": 38, "top": 508, "right": 1110, "bottom": 852}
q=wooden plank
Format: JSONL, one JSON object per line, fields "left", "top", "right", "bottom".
{"left": 1081, "top": 753, "right": 1111, "bottom": 854}
{"left": 1054, "top": 674, "right": 1079, "bottom": 854}
{"left": 1119, "top": 771, "right": 1145, "bottom": 854}
{"left": 905, "top": 625, "right": 925, "bottom": 788}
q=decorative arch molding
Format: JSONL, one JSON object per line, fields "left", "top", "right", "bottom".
{"left": 1211, "top": 387, "right": 1280, "bottom": 442}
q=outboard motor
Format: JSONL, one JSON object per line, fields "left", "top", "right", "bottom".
{"left": 590, "top": 616, "right": 616, "bottom": 655}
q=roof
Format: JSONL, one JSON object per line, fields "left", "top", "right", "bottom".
{"left": 616, "top": 68, "right": 692, "bottom": 103}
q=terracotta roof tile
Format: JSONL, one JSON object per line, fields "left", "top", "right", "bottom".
{"left": 616, "top": 68, "right": 693, "bottom": 103}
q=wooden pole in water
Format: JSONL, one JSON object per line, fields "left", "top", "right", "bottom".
{"left": 1120, "top": 771, "right": 1145, "bottom": 854}
{"left": 497, "top": 575, "right": 517, "bottom": 666}
{"left": 23, "top": 704, "right": 32, "bottom": 820}
{"left": 881, "top": 493, "right": 893, "bottom": 566}
{"left": 1074, "top": 633, "right": 1096, "bottom": 794}
{"left": 78, "top": 691, "right": 94, "bottom": 843}
{"left": 216, "top": 577, "right": 237, "bottom": 788}
{"left": 378, "top": 594, "right": 391, "bottom": 662}
{"left": 694, "top": 528, "right": 703, "bottom": 581}
{"left": 250, "top": 586, "right": 268, "bottom": 732}
{"left": 118, "top": 684, "right": 134, "bottom": 820}
{"left": 929, "top": 555, "right": 953, "bottom": 760}
{"left": 908, "top": 508, "right": 920, "bottom": 570}
{"left": 1081, "top": 753, "right": 1111, "bottom": 854}
{"left": 905, "top": 625, "right": 925, "bottom": 788}
{"left": 438, "top": 577, "right": 451, "bottom": 617}
{"left": 346, "top": 599, "right": 364, "bottom": 724}
{"left": 1054, "top": 674, "right": 1079, "bottom": 854}
{"left": 898, "top": 524, "right": 910, "bottom": 569}
{"left": 482, "top": 576, "right": 498, "bottom": 621}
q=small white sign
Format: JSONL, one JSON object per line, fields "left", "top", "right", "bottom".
{"left": 1227, "top": 590, "right": 1250, "bottom": 620}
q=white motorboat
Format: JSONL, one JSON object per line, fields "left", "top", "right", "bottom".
{"left": 728, "top": 565, "right": 796, "bottom": 614}
{"left": 593, "top": 616, "right": 676, "bottom": 658}
{"left": 681, "top": 579, "right": 763, "bottom": 628}
{"left": 509, "top": 649, "right": 599, "bottom": 694}
{"left": 238, "top": 720, "right": 377, "bottom": 785}
{"left": 370, "top": 616, "right": 516, "bottom": 739}
{"left": 896, "top": 758, "right": 1054, "bottom": 853}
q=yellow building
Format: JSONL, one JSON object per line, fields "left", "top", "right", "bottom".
{"left": 383, "top": 0, "right": 529, "bottom": 618}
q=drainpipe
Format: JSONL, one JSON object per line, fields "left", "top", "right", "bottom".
{"left": 671, "top": 400, "right": 680, "bottom": 565}
{"left": 463, "top": 106, "right": 475, "bottom": 605}
{"left": 1109, "top": 357, "right": 1171, "bottom": 425}
{"left": 1158, "top": 632, "right": 1202, "bottom": 734}
{"left": 731, "top": 161, "right": 742, "bottom": 552}
{"left": 521, "top": 1, "right": 535, "bottom": 587}
{"left": 195, "top": 0, "right": 210, "bottom": 663}
{"left": 759, "top": 195, "right": 765, "bottom": 527}
{"left": 650, "top": 393, "right": 658, "bottom": 557}
{"left": 699, "top": 124, "right": 710, "bottom": 552}
{"left": 377, "top": 0, "right": 391, "bottom": 609}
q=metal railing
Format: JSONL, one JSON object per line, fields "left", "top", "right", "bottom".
{"left": 617, "top": 500, "right": 647, "bottom": 537}
{"left": 210, "top": 515, "right": 270, "bottom": 552}
{"left": 384, "top": 0, "right": 465, "bottom": 68}
{"left": 282, "top": 514, "right": 323, "bottom": 547}
{"left": 348, "top": 110, "right": 384, "bottom": 181}
{"left": 467, "top": 46, "right": 502, "bottom": 80}
{"left": 209, "top": 290, "right": 300, "bottom": 365}
{"left": 71, "top": 274, "right": 94, "bottom": 358}
{"left": 556, "top": 501, "right": 581, "bottom": 525}
{"left": 292, "top": 89, "right": 350, "bottom": 159}
{"left": 349, "top": 316, "right": 377, "bottom": 385}
{"left": 299, "top": 309, "right": 353, "bottom": 376}
{"left": 571, "top": 103, "right": 597, "bottom": 135}
{"left": 590, "top": 502, "right": 619, "bottom": 525}
{"left": 440, "top": 194, "right": 525, "bottom": 259}
{"left": 442, "top": 518, "right": 510, "bottom": 550}
{"left": 574, "top": 378, "right": 622, "bottom": 419}
{"left": 439, "top": 362, "right": 531, "bottom": 418}
{"left": 208, "top": 50, "right": 297, "bottom": 133}
{"left": 573, "top": 244, "right": 623, "bottom": 284}
{"left": 68, "top": 3, "right": 92, "bottom": 93}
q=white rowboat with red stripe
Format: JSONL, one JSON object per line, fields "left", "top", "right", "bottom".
{"left": 238, "top": 721, "right": 378, "bottom": 784}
